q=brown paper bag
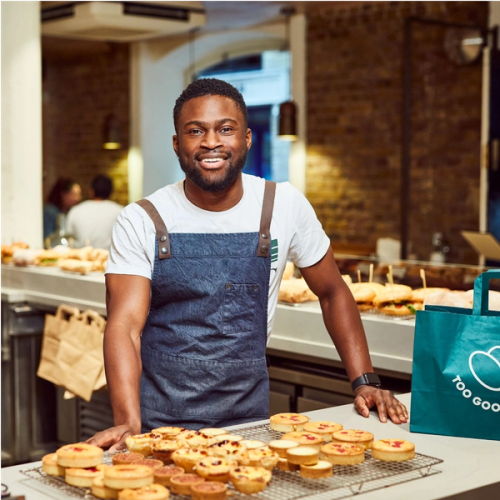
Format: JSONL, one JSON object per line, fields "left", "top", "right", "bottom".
{"left": 37, "top": 305, "right": 81, "bottom": 385}
{"left": 55, "top": 309, "right": 106, "bottom": 402}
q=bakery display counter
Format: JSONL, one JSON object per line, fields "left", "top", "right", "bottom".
{"left": 2, "top": 394, "right": 499, "bottom": 500}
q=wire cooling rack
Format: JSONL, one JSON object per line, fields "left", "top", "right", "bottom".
{"left": 20, "top": 422, "right": 443, "bottom": 500}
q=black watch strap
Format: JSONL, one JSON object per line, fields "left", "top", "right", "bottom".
{"left": 351, "top": 373, "right": 381, "bottom": 392}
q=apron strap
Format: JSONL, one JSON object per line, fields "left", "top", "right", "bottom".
{"left": 135, "top": 199, "right": 171, "bottom": 260}
{"left": 256, "top": 180, "right": 277, "bottom": 257}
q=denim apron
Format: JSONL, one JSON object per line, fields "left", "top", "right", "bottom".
{"left": 136, "top": 181, "right": 276, "bottom": 431}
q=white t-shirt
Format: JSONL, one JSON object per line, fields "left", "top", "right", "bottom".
{"left": 67, "top": 200, "right": 124, "bottom": 250}
{"left": 107, "top": 174, "right": 331, "bottom": 336}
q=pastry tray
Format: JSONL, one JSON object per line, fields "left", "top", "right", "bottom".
{"left": 20, "top": 423, "right": 443, "bottom": 500}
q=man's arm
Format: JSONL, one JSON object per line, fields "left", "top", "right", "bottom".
{"left": 300, "top": 247, "right": 408, "bottom": 424}
{"left": 86, "top": 274, "right": 150, "bottom": 450}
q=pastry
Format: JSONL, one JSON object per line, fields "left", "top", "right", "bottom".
{"left": 151, "top": 439, "right": 183, "bottom": 464}
{"left": 212, "top": 434, "right": 243, "bottom": 443}
{"left": 177, "top": 430, "right": 214, "bottom": 448}
{"left": 92, "top": 477, "right": 119, "bottom": 500}
{"left": 240, "top": 440, "right": 266, "bottom": 450}
{"left": 191, "top": 481, "right": 227, "bottom": 500}
{"left": 229, "top": 466, "right": 272, "bottom": 494}
{"left": 276, "top": 458, "right": 299, "bottom": 471}
{"left": 268, "top": 440, "right": 299, "bottom": 458}
{"left": 300, "top": 460, "right": 333, "bottom": 479}
{"left": 278, "top": 278, "right": 318, "bottom": 303}
{"left": 152, "top": 427, "right": 186, "bottom": 440}
{"left": 132, "top": 458, "right": 164, "bottom": 470}
{"left": 170, "top": 473, "right": 205, "bottom": 495}
{"left": 199, "top": 428, "right": 228, "bottom": 438}
{"left": 281, "top": 431, "right": 324, "bottom": 452}
{"left": 103, "top": 464, "right": 154, "bottom": 490}
{"left": 303, "top": 421, "right": 343, "bottom": 443}
{"left": 112, "top": 452, "right": 145, "bottom": 465}
{"left": 270, "top": 413, "right": 310, "bottom": 432}
{"left": 153, "top": 466, "right": 185, "bottom": 487}
{"left": 286, "top": 446, "right": 319, "bottom": 466}
{"left": 125, "top": 433, "right": 162, "bottom": 456}
{"left": 56, "top": 443, "right": 104, "bottom": 468}
{"left": 41, "top": 453, "right": 65, "bottom": 476}
{"left": 65, "top": 464, "right": 108, "bottom": 488}
{"left": 331, "top": 430, "right": 374, "bottom": 449}
{"left": 238, "top": 448, "right": 279, "bottom": 471}
{"left": 320, "top": 443, "right": 365, "bottom": 465}
{"left": 172, "top": 448, "right": 210, "bottom": 472}
{"left": 195, "top": 457, "right": 238, "bottom": 483}
{"left": 118, "top": 484, "right": 170, "bottom": 500}
{"left": 208, "top": 440, "right": 246, "bottom": 461}
{"left": 371, "top": 439, "right": 415, "bottom": 462}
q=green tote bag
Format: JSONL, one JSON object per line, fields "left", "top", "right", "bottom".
{"left": 410, "top": 269, "right": 500, "bottom": 441}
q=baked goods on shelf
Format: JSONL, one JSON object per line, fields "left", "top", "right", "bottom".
{"left": 172, "top": 448, "right": 210, "bottom": 472}
{"left": 349, "top": 286, "right": 376, "bottom": 312}
{"left": 103, "top": 464, "right": 154, "bottom": 490}
{"left": 65, "top": 464, "right": 107, "bottom": 488}
{"left": 118, "top": 484, "right": 170, "bottom": 500}
{"left": 92, "top": 477, "right": 119, "bottom": 499}
{"left": 170, "top": 473, "right": 205, "bottom": 495}
{"left": 270, "top": 413, "right": 310, "bottom": 432}
{"left": 303, "top": 421, "right": 344, "bottom": 442}
{"left": 320, "top": 443, "right": 365, "bottom": 465}
{"left": 153, "top": 466, "right": 185, "bottom": 487}
{"left": 41, "top": 453, "right": 66, "bottom": 476}
{"left": 300, "top": 460, "right": 333, "bottom": 479}
{"left": 268, "top": 439, "right": 299, "bottom": 458}
{"left": 281, "top": 431, "right": 324, "bottom": 451}
{"left": 195, "top": 457, "right": 238, "bottom": 483}
{"left": 151, "top": 426, "right": 186, "bottom": 440}
{"left": 240, "top": 439, "right": 266, "bottom": 450}
{"left": 125, "top": 433, "right": 162, "bottom": 456}
{"left": 373, "top": 289, "right": 418, "bottom": 316}
{"left": 229, "top": 466, "right": 272, "bottom": 494}
{"left": 151, "top": 440, "right": 183, "bottom": 464}
{"left": 331, "top": 430, "right": 374, "bottom": 449}
{"left": 199, "top": 428, "right": 228, "bottom": 438}
{"left": 56, "top": 443, "right": 104, "bottom": 468}
{"left": 177, "top": 430, "right": 214, "bottom": 448}
{"left": 278, "top": 278, "right": 318, "bottom": 303}
{"left": 238, "top": 448, "right": 279, "bottom": 471}
{"left": 208, "top": 440, "right": 246, "bottom": 461}
{"left": 371, "top": 439, "right": 415, "bottom": 462}
{"left": 112, "top": 453, "right": 145, "bottom": 466}
{"left": 191, "top": 481, "right": 227, "bottom": 500}
{"left": 286, "top": 446, "right": 319, "bottom": 466}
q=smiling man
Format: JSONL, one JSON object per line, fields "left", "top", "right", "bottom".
{"left": 88, "top": 79, "right": 407, "bottom": 451}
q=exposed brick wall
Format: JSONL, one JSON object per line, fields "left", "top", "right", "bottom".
{"left": 306, "top": 1, "right": 488, "bottom": 264}
{"left": 42, "top": 41, "right": 129, "bottom": 207}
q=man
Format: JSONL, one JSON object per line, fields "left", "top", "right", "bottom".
{"left": 88, "top": 79, "right": 407, "bottom": 451}
{"left": 66, "top": 175, "right": 123, "bottom": 249}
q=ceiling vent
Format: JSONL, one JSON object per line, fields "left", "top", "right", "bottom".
{"left": 41, "top": 2, "right": 206, "bottom": 42}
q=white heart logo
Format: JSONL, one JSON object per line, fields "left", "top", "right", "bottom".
{"left": 469, "top": 346, "right": 500, "bottom": 392}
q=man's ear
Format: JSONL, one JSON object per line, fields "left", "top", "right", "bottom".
{"left": 246, "top": 128, "right": 252, "bottom": 150}
{"left": 173, "top": 135, "right": 179, "bottom": 156}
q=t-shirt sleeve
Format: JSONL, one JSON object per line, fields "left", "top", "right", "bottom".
{"left": 105, "top": 203, "right": 155, "bottom": 279}
{"left": 285, "top": 184, "right": 331, "bottom": 268}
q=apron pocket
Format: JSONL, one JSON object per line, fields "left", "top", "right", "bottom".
{"left": 222, "top": 283, "right": 259, "bottom": 334}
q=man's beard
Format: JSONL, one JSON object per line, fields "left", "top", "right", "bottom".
{"left": 179, "top": 149, "right": 248, "bottom": 193}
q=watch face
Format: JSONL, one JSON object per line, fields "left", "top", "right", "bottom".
{"left": 365, "top": 373, "right": 381, "bottom": 386}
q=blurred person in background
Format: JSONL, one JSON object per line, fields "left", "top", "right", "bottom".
{"left": 43, "top": 177, "right": 82, "bottom": 239}
{"left": 66, "top": 174, "right": 123, "bottom": 250}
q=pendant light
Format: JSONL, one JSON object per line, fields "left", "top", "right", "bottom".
{"left": 103, "top": 113, "right": 121, "bottom": 150}
{"left": 278, "top": 7, "right": 297, "bottom": 141}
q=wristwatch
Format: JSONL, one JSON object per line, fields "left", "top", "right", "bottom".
{"left": 351, "top": 373, "right": 381, "bottom": 392}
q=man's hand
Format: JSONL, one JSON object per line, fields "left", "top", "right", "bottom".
{"left": 86, "top": 424, "right": 139, "bottom": 453}
{"left": 354, "top": 386, "right": 408, "bottom": 424}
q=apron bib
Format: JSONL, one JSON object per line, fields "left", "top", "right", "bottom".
{"left": 136, "top": 181, "right": 276, "bottom": 430}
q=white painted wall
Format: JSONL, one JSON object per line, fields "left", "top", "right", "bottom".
{"left": 1, "top": 1, "right": 43, "bottom": 247}
{"left": 131, "top": 16, "right": 307, "bottom": 197}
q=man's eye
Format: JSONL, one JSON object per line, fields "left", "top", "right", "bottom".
{"left": 220, "top": 127, "right": 233, "bottom": 133}
{"left": 188, "top": 129, "right": 202, "bottom": 135}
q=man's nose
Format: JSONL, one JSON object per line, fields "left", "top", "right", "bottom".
{"left": 201, "top": 129, "right": 222, "bottom": 149}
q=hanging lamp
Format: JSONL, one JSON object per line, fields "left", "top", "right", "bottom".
{"left": 103, "top": 113, "right": 121, "bottom": 150}
{"left": 278, "top": 6, "right": 297, "bottom": 141}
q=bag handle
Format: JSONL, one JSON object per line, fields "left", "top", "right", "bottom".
{"left": 81, "top": 309, "right": 106, "bottom": 332}
{"left": 473, "top": 269, "right": 500, "bottom": 316}
{"left": 55, "top": 304, "right": 81, "bottom": 321}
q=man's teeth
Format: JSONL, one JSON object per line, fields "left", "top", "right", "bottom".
{"left": 202, "top": 158, "right": 223, "bottom": 163}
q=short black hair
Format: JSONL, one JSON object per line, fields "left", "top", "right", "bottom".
{"left": 173, "top": 78, "right": 247, "bottom": 132}
{"left": 91, "top": 175, "right": 113, "bottom": 199}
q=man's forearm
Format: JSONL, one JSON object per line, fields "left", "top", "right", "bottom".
{"left": 104, "top": 322, "right": 142, "bottom": 432}
{"left": 319, "top": 284, "right": 374, "bottom": 383}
